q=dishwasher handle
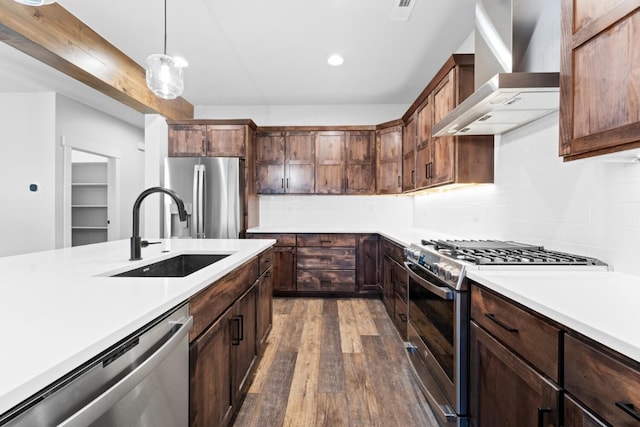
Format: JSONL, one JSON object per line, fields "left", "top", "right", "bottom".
{"left": 56, "top": 315, "right": 193, "bottom": 427}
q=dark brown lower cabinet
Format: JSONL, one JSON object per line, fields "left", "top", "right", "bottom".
{"left": 189, "top": 306, "right": 233, "bottom": 427}
{"left": 564, "top": 395, "right": 607, "bottom": 427}
{"left": 231, "top": 285, "right": 258, "bottom": 405}
{"left": 190, "top": 284, "right": 258, "bottom": 427}
{"left": 357, "top": 234, "right": 379, "bottom": 292}
{"left": 469, "top": 322, "right": 560, "bottom": 427}
{"left": 273, "top": 246, "right": 296, "bottom": 292}
{"left": 256, "top": 266, "right": 273, "bottom": 353}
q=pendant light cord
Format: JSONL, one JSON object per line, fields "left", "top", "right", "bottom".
{"left": 163, "top": 0, "right": 167, "bottom": 55}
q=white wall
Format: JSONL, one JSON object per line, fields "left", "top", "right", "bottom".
{"left": 0, "top": 93, "right": 56, "bottom": 257}
{"left": 55, "top": 95, "right": 145, "bottom": 244}
{"left": 195, "top": 104, "right": 408, "bottom": 126}
{"left": 413, "top": 112, "right": 640, "bottom": 274}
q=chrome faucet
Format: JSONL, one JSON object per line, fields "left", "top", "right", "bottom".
{"left": 130, "top": 187, "right": 187, "bottom": 261}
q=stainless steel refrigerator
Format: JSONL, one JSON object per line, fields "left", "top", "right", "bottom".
{"left": 163, "top": 157, "right": 245, "bottom": 239}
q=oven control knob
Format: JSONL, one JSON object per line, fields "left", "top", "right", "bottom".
{"left": 443, "top": 268, "right": 452, "bottom": 281}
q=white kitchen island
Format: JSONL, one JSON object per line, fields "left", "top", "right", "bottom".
{"left": 0, "top": 238, "right": 275, "bottom": 416}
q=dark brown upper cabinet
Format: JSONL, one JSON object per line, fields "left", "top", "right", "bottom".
{"left": 559, "top": 1, "right": 640, "bottom": 160}
{"left": 167, "top": 120, "right": 255, "bottom": 158}
{"left": 376, "top": 122, "right": 403, "bottom": 195}
{"left": 345, "top": 131, "right": 376, "bottom": 195}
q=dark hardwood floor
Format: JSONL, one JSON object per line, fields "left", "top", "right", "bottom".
{"left": 233, "top": 297, "right": 438, "bottom": 426}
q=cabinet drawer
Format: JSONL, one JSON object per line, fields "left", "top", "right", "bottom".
{"left": 564, "top": 394, "right": 607, "bottom": 427}
{"left": 297, "top": 270, "right": 355, "bottom": 292}
{"left": 247, "top": 233, "right": 296, "bottom": 247}
{"left": 392, "top": 260, "right": 407, "bottom": 300}
{"left": 258, "top": 247, "right": 273, "bottom": 275}
{"left": 296, "top": 233, "right": 356, "bottom": 247}
{"left": 471, "top": 285, "right": 560, "bottom": 382}
{"left": 565, "top": 334, "right": 640, "bottom": 427}
{"left": 297, "top": 247, "right": 356, "bottom": 269}
{"left": 381, "top": 237, "right": 404, "bottom": 264}
{"left": 189, "top": 258, "right": 259, "bottom": 341}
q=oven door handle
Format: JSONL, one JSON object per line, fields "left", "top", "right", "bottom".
{"left": 404, "top": 261, "right": 454, "bottom": 300}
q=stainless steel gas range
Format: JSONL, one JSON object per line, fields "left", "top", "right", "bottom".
{"left": 403, "top": 239, "right": 608, "bottom": 427}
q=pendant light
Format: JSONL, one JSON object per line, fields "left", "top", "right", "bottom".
{"left": 146, "top": 0, "right": 187, "bottom": 100}
{"left": 13, "top": 0, "right": 56, "bottom": 5}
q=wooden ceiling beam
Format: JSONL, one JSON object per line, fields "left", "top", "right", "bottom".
{"left": 0, "top": 1, "right": 193, "bottom": 120}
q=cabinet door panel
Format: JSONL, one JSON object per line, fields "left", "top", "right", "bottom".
{"left": 232, "top": 286, "right": 257, "bottom": 404}
{"left": 346, "top": 131, "right": 375, "bottom": 194}
{"left": 207, "top": 125, "right": 246, "bottom": 157}
{"left": 470, "top": 322, "right": 560, "bottom": 427}
{"left": 564, "top": 394, "right": 608, "bottom": 427}
{"left": 190, "top": 308, "right": 233, "bottom": 427}
{"left": 255, "top": 132, "right": 285, "bottom": 194}
{"left": 316, "top": 131, "right": 345, "bottom": 194}
{"left": 376, "top": 125, "right": 402, "bottom": 194}
{"left": 357, "top": 234, "right": 379, "bottom": 291}
{"left": 432, "top": 70, "right": 456, "bottom": 185}
{"left": 285, "top": 132, "right": 315, "bottom": 193}
{"left": 168, "top": 125, "right": 206, "bottom": 157}
{"left": 402, "top": 115, "right": 417, "bottom": 191}
{"left": 273, "top": 247, "right": 296, "bottom": 292}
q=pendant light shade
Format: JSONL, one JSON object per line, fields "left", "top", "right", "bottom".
{"left": 13, "top": 0, "right": 56, "bottom": 5}
{"left": 145, "top": 0, "right": 187, "bottom": 100}
{"left": 146, "top": 54, "right": 184, "bottom": 100}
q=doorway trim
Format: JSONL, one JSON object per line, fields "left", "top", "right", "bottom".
{"left": 61, "top": 134, "right": 121, "bottom": 247}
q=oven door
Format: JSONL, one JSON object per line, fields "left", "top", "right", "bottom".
{"left": 404, "top": 261, "right": 468, "bottom": 426}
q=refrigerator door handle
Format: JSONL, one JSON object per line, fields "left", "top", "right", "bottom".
{"left": 198, "top": 165, "right": 206, "bottom": 238}
{"left": 192, "top": 165, "right": 200, "bottom": 239}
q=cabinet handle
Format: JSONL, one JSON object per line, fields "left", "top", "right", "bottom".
{"left": 398, "top": 313, "right": 407, "bottom": 322}
{"left": 286, "top": 178, "right": 289, "bottom": 189}
{"left": 537, "top": 407, "right": 551, "bottom": 427}
{"left": 264, "top": 270, "right": 272, "bottom": 278}
{"left": 397, "top": 175, "right": 401, "bottom": 187}
{"left": 281, "top": 178, "right": 284, "bottom": 189}
{"left": 320, "top": 257, "right": 333, "bottom": 262}
{"left": 425, "top": 164, "right": 429, "bottom": 179}
{"left": 320, "top": 279, "right": 332, "bottom": 285}
{"left": 231, "top": 316, "right": 241, "bottom": 346}
{"left": 411, "top": 170, "right": 415, "bottom": 184}
{"left": 485, "top": 313, "right": 519, "bottom": 333}
{"left": 238, "top": 314, "right": 244, "bottom": 342}
{"left": 616, "top": 401, "right": 640, "bottom": 421}
{"left": 202, "top": 139, "right": 205, "bottom": 153}
{"left": 265, "top": 257, "right": 272, "bottom": 262}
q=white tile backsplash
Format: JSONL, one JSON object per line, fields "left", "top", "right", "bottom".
{"left": 413, "top": 112, "right": 640, "bottom": 275}
{"left": 259, "top": 194, "right": 413, "bottom": 230}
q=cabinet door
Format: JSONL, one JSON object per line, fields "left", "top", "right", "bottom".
{"left": 345, "top": 131, "right": 375, "bottom": 195}
{"left": 256, "top": 269, "right": 273, "bottom": 353}
{"left": 432, "top": 70, "right": 456, "bottom": 185}
{"left": 207, "top": 125, "right": 246, "bottom": 157}
{"left": 273, "top": 246, "right": 296, "bottom": 292}
{"left": 255, "top": 132, "right": 285, "bottom": 194}
{"left": 190, "top": 307, "right": 233, "bottom": 427}
{"left": 168, "top": 124, "right": 206, "bottom": 157}
{"left": 357, "top": 234, "right": 379, "bottom": 291}
{"left": 382, "top": 254, "right": 395, "bottom": 315}
{"left": 285, "top": 131, "right": 315, "bottom": 193}
{"left": 376, "top": 125, "right": 402, "bottom": 194}
{"left": 415, "top": 98, "right": 433, "bottom": 189}
{"left": 231, "top": 285, "right": 258, "bottom": 405}
{"left": 559, "top": 1, "right": 640, "bottom": 159}
{"left": 402, "top": 113, "right": 417, "bottom": 191}
{"left": 315, "top": 131, "right": 345, "bottom": 194}
{"left": 470, "top": 322, "right": 560, "bottom": 427}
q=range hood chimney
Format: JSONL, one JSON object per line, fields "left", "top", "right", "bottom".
{"left": 432, "top": 0, "right": 560, "bottom": 137}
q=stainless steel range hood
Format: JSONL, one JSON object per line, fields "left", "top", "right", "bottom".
{"left": 432, "top": 0, "right": 560, "bottom": 137}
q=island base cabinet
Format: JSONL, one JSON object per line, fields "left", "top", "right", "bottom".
{"left": 469, "top": 322, "right": 560, "bottom": 427}
{"left": 189, "top": 306, "right": 234, "bottom": 427}
{"left": 232, "top": 285, "right": 258, "bottom": 405}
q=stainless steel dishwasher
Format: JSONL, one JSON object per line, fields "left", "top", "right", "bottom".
{"left": 0, "top": 303, "right": 193, "bottom": 427}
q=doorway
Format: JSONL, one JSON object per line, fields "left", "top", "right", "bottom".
{"left": 62, "top": 135, "right": 121, "bottom": 248}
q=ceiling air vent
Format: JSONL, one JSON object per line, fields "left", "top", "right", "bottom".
{"left": 390, "top": 0, "right": 416, "bottom": 21}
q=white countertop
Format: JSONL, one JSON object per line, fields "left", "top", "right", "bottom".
{"left": 0, "top": 238, "right": 275, "bottom": 415}
{"left": 466, "top": 269, "right": 640, "bottom": 363}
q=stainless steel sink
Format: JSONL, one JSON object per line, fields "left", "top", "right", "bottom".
{"left": 112, "top": 254, "right": 230, "bottom": 278}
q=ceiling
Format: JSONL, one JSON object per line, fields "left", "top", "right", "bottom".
{"left": 0, "top": 0, "right": 475, "bottom": 127}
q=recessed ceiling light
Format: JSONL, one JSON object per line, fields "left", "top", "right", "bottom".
{"left": 327, "top": 54, "right": 344, "bottom": 66}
